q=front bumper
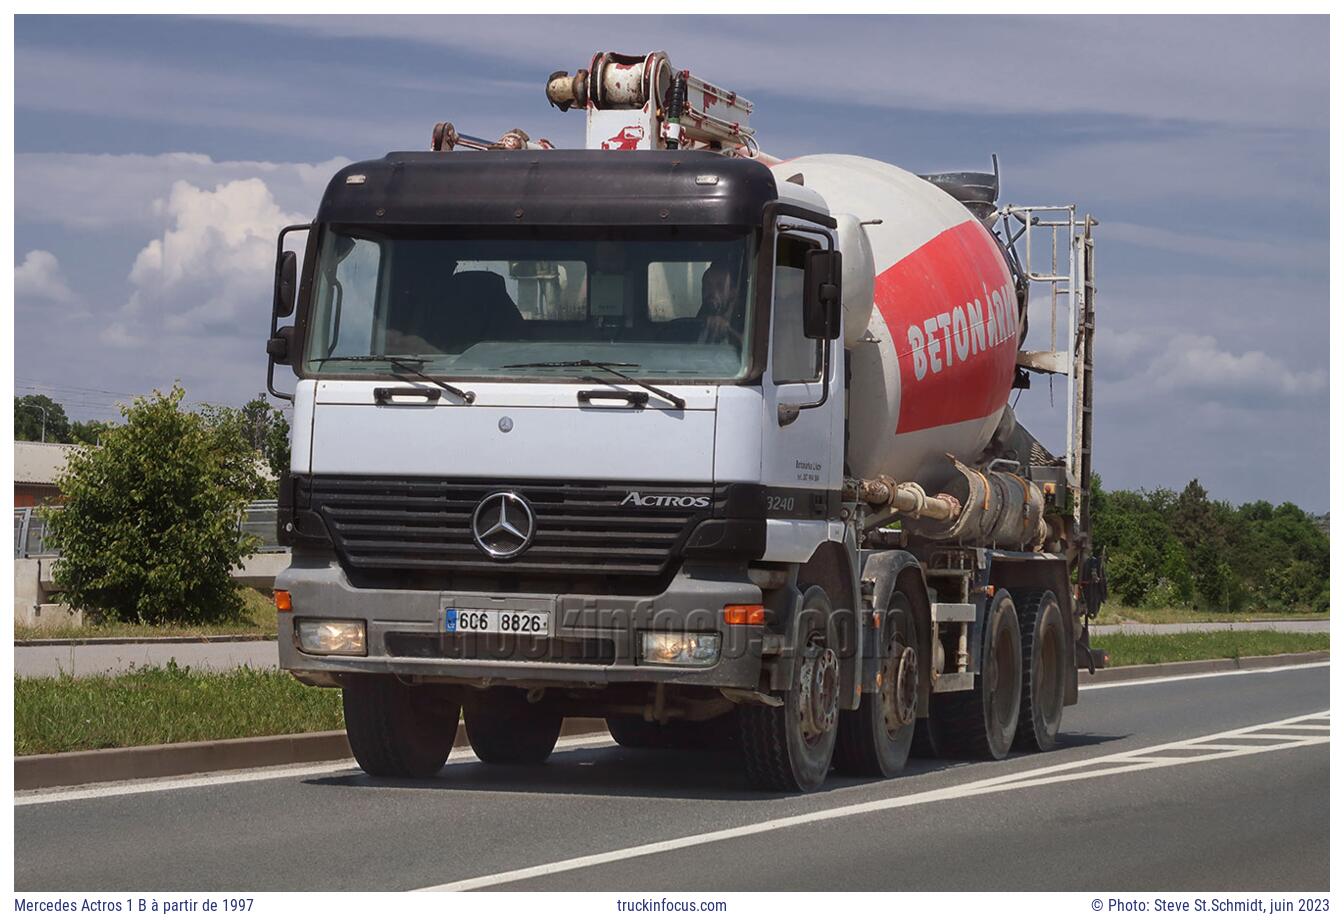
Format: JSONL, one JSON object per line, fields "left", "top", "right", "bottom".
{"left": 275, "top": 554, "right": 766, "bottom": 689}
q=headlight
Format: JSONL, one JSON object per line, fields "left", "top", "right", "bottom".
{"left": 296, "top": 619, "right": 367, "bottom": 656}
{"left": 641, "top": 632, "right": 720, "bottom": 667}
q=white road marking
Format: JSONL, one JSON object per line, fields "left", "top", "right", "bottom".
{"left": 1079, "top": 660, "right": 1327, "bottom": 690}
{"left": 14, "top": 732, "right": 617, "bottom": 807}
{"left": 421, "top": 710, "right": 1329, "bottom": 892}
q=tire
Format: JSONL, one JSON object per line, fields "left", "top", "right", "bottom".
{"left": 931, "top": 590, "right": 1022, "bottom": 760}
{"left": 736, "top": 585, "right": 840, "bottom": 792}
{"left": 1013, "top": 590, "right": 1068, "bottom": 752}
{"left": 909, "top": 717, "right": 941, "bottom": 759}
{"left": 834, "top": 590, "right": 919, "bottom": 777}
{"left": 463, "top": 688, "right": 563, "bottom": 764}
{"left": 342, "top": 676, "right": 460, "bottom": 779}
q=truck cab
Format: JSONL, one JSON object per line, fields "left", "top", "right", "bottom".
{"left": 269, "top": 149, "right": 856, "bottom": 790}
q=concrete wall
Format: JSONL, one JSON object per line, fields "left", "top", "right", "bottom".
{"left": 14, "top": 552, "right": 292, "bottom": 627}
{"left": 14, "top": 558, "right": 82, "bottom": 628}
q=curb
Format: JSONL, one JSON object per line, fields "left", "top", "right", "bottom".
{"left": 1078, "top": 650, "right": 1329, "bottom": 684}
{"left": 15, "top": 652, "right": 1329, "bottom": 792}
{"left": 16, "top": 634, "right": 278, "bottom": 648}
{"left": 15, "top": 717, "right": 609, "bottom": 792}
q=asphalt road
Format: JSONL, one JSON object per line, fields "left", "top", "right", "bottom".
{"left": 15, "top": 661, "right": 1328, "bottom": 891}
{"left": 14, "top": 618, "right": 1329, "bottom": 677}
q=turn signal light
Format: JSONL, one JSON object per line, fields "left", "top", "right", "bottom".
{"left": 273, "top": 590, "right": 293, "bottom": 612}
{"left": 724, "top": 604, "right": 765, "bottom": 625}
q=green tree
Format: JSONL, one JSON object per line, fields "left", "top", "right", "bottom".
{"left": 69, "top": 419, "right": 116, "bottom": 446}
{"left": 15, "top": 394, "right": 71, "bottom": 443}
{"left": 44, "top": 385, "right": 264, "bottom": 625}
{"left": 240, "top": 395, "right": 290, "bottom": 481}
{"left": 199, "top": 397, "right": 288, "bottom": 496}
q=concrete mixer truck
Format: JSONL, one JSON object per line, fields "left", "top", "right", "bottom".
{"left": 264, "top": 50, "right": 1106, "bottom": 792}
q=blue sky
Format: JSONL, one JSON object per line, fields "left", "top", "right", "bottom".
{"left": 12, "top": 15, "right": 1330, "bottom": 508}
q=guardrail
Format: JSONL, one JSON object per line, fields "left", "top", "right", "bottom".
{"left": 14, "top": 501, "right": 284, "bottom": 559}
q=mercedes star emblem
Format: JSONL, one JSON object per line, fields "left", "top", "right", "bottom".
{"left": 470, "top": 491, "right": 535, "bottom": 559}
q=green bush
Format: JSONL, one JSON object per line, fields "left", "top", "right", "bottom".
{"left": 44, "top": 385, "right": 264, "bottom": 625}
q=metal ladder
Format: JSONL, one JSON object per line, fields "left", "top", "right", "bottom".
{"left": 995, "top": 205, "right": 1098, "bottom": 543}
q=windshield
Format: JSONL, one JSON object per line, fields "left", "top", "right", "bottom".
{"left": 303, "top": 227, "right": 756, "bottom": 381}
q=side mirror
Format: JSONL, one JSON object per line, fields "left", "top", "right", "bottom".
{"left": 803, "top": 249, "right": 842, "bottom": 340}
{"left": 267, "top": 326, "right": 296, "bottom": 365}
{"left": 274, "top": 250, "right": 297, "bottom": 318}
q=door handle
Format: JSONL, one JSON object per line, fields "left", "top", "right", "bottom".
{"left": 374, "top": 386, "right": 442, "bottom": 404}
{"left": 577, "top": 389, "right": 650, "bottom": 408}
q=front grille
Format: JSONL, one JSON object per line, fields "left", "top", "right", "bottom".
{"left": 385, "top": 632, "right": 617, "bottom": 666}
{"left": 305, "top": 477, "right": 717, "bottom": 582}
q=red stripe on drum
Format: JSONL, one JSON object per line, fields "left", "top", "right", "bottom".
{"left": 873, "top": 220, "right": 1018, "bottom": 435}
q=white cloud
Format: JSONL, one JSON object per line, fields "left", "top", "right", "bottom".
{"left": 1099, "top": 222, "right": 1328, "bottom": 274}
{"left": 14, "top": 250, "right": 76, "bottom": 304}
{"left": 1096, "top": 329, "right": 1325, "bottom": 407}
{"left": 15, "top": 151, "right": 346, "bottom": 230}
{"left": 107, "top": 177, "right": 307, "bottom": 346}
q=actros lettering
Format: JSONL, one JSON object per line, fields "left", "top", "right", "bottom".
{"left": 620, "top": 492, "right": 711, "bottom": 509}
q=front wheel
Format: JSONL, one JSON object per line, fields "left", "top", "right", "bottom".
{"left": 737, "top": 585, "right": 840, "bottom": 792}
{"left": 833, "top": 591, "right": 919, "bottom": 777}
{"left": 342, "top": 676, "right": 460, "bottom": 779}
{"left": 463, "top": 688, "right": 563, "bottom": 764}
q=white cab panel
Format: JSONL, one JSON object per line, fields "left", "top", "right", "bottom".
{"left": 762, "top": 519, "right": 832, "bottom": 563}
{"left": 290, "top": 379, "right": 317, "bottom": 475}
{"left": 712, "top": 385, "right": 763, "bottom": 483}
{"left": 308, "top": 381, "right": 717, "bottom": 481}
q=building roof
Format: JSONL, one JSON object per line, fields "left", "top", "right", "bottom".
{"left": 14, "top": 441, "right": 76, "bottom": 486}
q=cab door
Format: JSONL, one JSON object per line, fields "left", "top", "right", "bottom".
{"left": 759, "top": 227, "right": 844, "bottom": 509}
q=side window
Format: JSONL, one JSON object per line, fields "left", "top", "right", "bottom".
{"left": 316, "top": 237, "right": 382, "bottom": 358}
{"left": 648, "top": 259, "right": 713, "bottom": 321}
{"left": 771, "top": 235, "right": 822, "bottom": 384}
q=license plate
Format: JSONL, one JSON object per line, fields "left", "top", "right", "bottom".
{"left": 444, "top": 607, "right": 550, "bottom": 636}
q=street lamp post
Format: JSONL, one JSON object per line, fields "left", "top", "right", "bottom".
{"left": 18, "top": 403, "right": 49, "bottom": 442}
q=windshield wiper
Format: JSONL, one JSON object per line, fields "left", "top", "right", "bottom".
{"left": 312, "top": 354, "right": 475, "bottom": 404}
{"left": 502, "top": 359, "right": 686, "bottom": 410}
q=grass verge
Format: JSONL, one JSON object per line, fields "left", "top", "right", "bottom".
{"left": 1093, "top": 603, "right": 1327, "bottom": 626}
{"left": 14, "top": 588, "right": 278, "bottom": 641}
{"left": 1101, "top": 630, "right": 1329, "bottom": 668}
{"left": 15, "top": 663, "right": 342, "bottom": 756}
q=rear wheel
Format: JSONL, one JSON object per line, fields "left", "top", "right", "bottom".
{"left": 1013, "top": 590, "right": 1067, "bottom": 752}
{"left": 342, "top": 676, "right": 460, "bottom": 779}
{"left": 737, "top": 586, "right": 839, "bottom": 792}
{"left": 932, "top": 590, "right": 1022, "bottom": 760}
{"left": 463, "top": 688, "right": 563, "bottom": 764}
{"left": 834, "top": 591, "right": 918, "bottom": 777}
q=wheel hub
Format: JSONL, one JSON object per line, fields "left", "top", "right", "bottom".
{"left": 880, "top": 640, "right": 918, "bottom": 733}
{"left": 798, "top": 645, "right": 839, "bottom": 741}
